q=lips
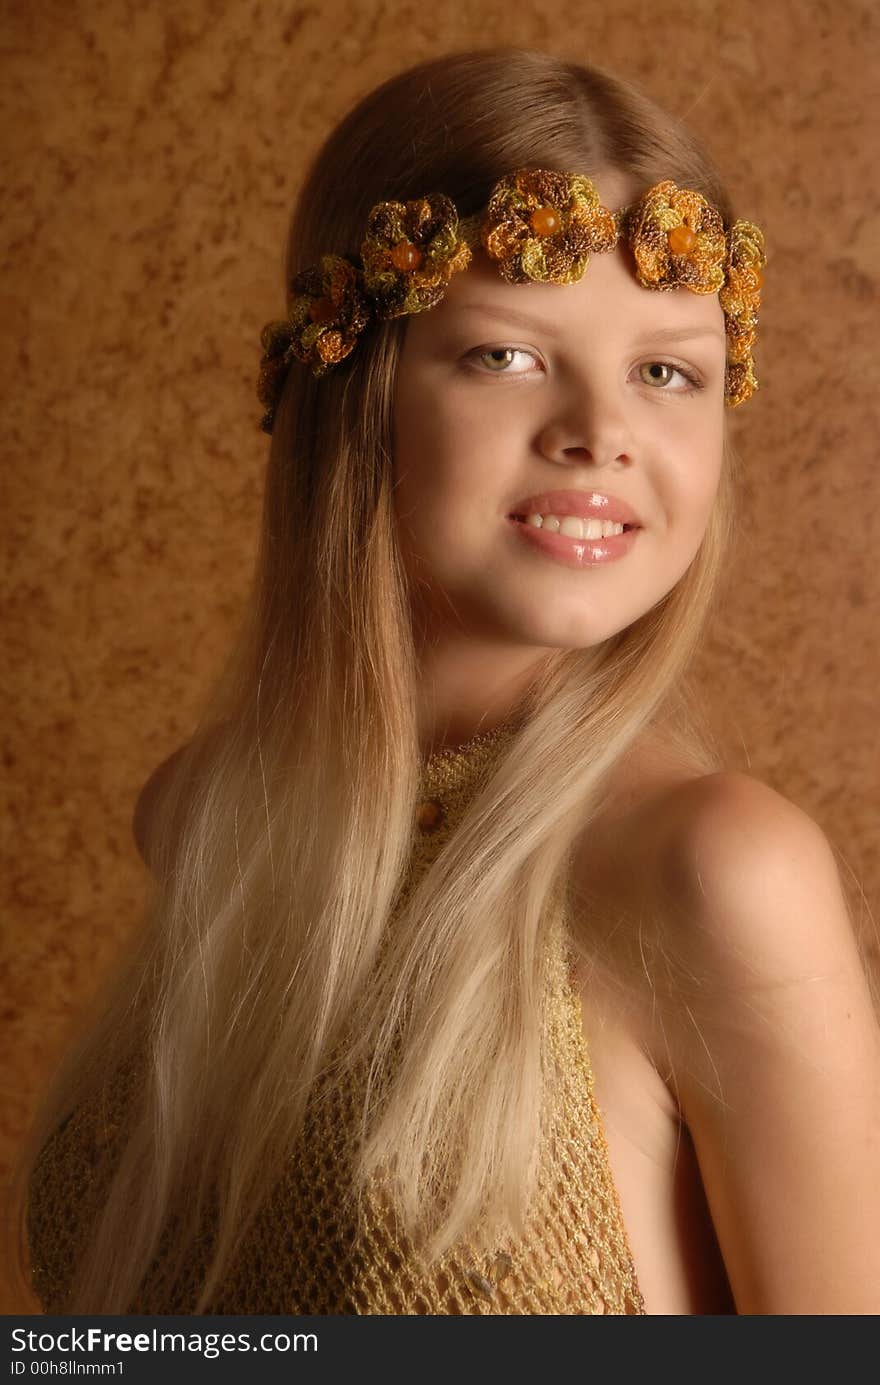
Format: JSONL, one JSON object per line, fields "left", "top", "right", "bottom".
{"left": 507, "top": 490, "right": 642, "bottom": 527}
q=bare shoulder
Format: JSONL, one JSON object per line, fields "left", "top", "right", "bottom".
{"left": 651, "top": 769, "right": 880, "bottom": 1312}
{"left": 573, "top": 741, "right": 861, "bottom": 984}
{"left": 573, "top": 749, "right": 880, "bottom": 1311}
{"left": 657, "top": 768, "right": 864, "bottom": 989}
{"left": 132, "top": 746, "right": 186, "bottom": 863}
{"left": 132, "top": 724, "right": 227, "bottom": 872}
{"left": 665, "top": 766, "right": 833, "bottom": 876}
{"left": 572, "top": 754, "right": 875, "bottom": 1100}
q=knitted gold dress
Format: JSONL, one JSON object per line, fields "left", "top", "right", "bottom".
{"left": 27, "top": 723, "right": 645, "bottom": 1315}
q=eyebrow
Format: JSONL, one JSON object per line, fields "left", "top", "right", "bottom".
{"left": 451, "top": 302, "right": 725, "bottom": 345}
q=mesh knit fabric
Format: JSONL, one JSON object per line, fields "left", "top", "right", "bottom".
{"left": 27, "top": 723, "right": 644, "bottom": 1315}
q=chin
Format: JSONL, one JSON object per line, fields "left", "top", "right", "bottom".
{"left": 514, "top": 598, "right": 645, "bottom": 645}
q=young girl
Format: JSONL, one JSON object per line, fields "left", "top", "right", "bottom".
{"left": 16, "top": 47, "right": 880, "bottom": 1315}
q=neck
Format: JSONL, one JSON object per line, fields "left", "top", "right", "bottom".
{"left": 414, "top": 635, "right": 555, "bottom": 760}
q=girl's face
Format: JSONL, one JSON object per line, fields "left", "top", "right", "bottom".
{"left": 391, "top": 173, "right": 727, "bottom": 654}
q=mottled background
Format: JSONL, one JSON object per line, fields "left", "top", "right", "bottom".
{"left": 2, "top": 0, "right": 877, "bottom": 1310}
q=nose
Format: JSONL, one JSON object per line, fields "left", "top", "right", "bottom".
{"left": 537, "top": 386, "right": 633, "bottom": 470}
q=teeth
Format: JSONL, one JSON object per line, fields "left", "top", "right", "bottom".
{"left": 523, "top": 514, "right": 626, "bottom": 538}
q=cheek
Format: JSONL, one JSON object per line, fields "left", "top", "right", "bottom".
{"left": 671, "top": 420, "right": 725, "bottom": 522}
{"left": 701, "top": 422, "right": 726, "bottom": 508}
{"left": 393, "top": 389, "right": 492, "bottom": 514}
{"left": 391, "top": 404, "right": 459, "bottom": 561}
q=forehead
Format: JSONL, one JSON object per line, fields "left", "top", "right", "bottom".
{"left": 424, "top": 241, "right": 726, "bottom": 342}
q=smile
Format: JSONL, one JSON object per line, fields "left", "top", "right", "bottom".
{"left": 514, "top": 514, "right": 628, "bottom": 539}
{"left": 507, "top": 514, "right": 640, "bottom": 569}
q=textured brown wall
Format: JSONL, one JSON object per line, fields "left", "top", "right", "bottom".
{"left": 2, "top": 0, "right": 877, "bottom": 1310}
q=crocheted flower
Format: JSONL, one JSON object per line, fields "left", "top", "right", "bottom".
{"left": 719, "top": 219, "right": 767, "bottom": 406}
{"left": 289, "top": 253, "right": 372, "bottom": 370}
{"left": 724, "top": 355, "right": 760, "bottom": 409}
{"left": 622, "top": 180, "right": 727, "bottom": 294}
{"left": 257, "top": 254, "right": 371, "bottom": 431}
{"left": 360, "top": 193, "right": 473, "bottom": 318}
{"left": 256, "top": 319, "right": 297, "bottom": 434}
{"left": 478, "top": 169, "right": 618, "bottom": 285}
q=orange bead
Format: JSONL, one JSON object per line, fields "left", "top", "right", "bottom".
{"left": 529, "top": 204, "right": 561, "bottom": 237}
{"left": 416, "top": 797, "right": 444, "bottom": 832}
{"left": 667, "top": 223, "right": 697, "bottom": 255}
{"left": 308, "top": 295, "right": 336, "bottom": 325}
{"left": 391, "top": 240, "right": 423, "bottom": 272}
{"left": 753, "top": 268, "right": 765, "bottom": 289}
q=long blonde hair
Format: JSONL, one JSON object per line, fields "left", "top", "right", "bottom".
{"left": 13, "top": 46, "right": 744, "bottom": 1311}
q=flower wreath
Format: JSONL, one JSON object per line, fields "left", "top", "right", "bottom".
{"left": 257, "top": 168, "right": 766, "bottom": 432}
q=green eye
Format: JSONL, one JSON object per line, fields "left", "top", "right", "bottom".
{"left": 481, "top": 348, "right": 518, "bottom": 371}
{"left": 640, "top": 362, "right": 677, "bottom": 386}
{"left": 466, "top": 346, "right": 540, "bottom": 376}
